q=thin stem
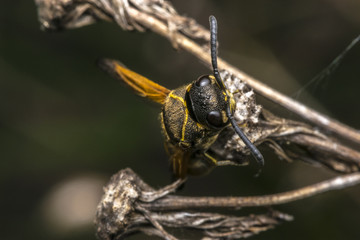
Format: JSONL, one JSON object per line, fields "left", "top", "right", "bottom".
{"left": 144, "top": 172, "right": 360, "bottom": 210}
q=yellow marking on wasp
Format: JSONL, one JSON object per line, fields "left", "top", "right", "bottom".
{"left": 186, "top": 84, "right": 191, "bottom": 92}
{"left": 226, "top": 91, "right": 236, "bottom": 113}
{"left": 182, "top": 109, "right": 189, "bottom": 142}
{"left": 239, "top": 122, "right": 247, "bottom": 128}
{"left": 221, "top": 110, "right": 228, "bottom": 123}
{"left": 209, "top": 75, "right": 217, "bottom": 86}
{"left": 210, "top": 74, "right": 226, "bottom": 89}
{"left": 204, "top": 152, "right": 218, "bottom": 165}
{"left": 169, "top": 92, "right": 185, "bottom": 103}
{"left": 169, "top": 92, "right": 189, "bottom": 142}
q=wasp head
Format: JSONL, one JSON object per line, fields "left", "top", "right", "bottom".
{"left": 185, "top": 75, "right": 235, "bottom": 130}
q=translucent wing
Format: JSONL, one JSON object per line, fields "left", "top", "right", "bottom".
{"left": 165, "top": 142, "right": 191, "bottom": 178}
{"left": 98, "top": 58, "right": 170, "bottom": 104}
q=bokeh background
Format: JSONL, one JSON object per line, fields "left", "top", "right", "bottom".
{"left": 1, "top": 0, "right": 360, "bottom": 239}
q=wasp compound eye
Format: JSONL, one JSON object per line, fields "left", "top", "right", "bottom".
{"left": 206, "top": 110, "right": 224, "bottom": 128}
{"left": 195, "top": 75, "right": 211, "bottom": 87}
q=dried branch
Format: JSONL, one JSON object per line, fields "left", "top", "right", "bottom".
{"left": 95, "top": 169, "right": 294, "bottom": 240}
{"left": 209, "top": 72, "right": 360, "bottom": 173}
{"left": 95, "top": 168, "right": 360, "bottom": 239}
{"left": 144, "top": 171, "right": 360, "bottom": 211}
{"left": 34, "top": 0, "right": 360, "bottom": 145}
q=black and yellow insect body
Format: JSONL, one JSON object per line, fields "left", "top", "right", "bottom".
{"left": 160, "top": 74, "right": 236, "bottom": 176}
{"left": 98, "top": 16, "right": 264, "bottom": 178}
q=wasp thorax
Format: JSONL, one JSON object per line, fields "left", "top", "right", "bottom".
{"left": 185, "top": 75, "right": 230, "bottom": 129}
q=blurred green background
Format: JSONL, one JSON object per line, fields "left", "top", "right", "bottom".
{"left": 1, "top": 0, "right": 360, "bottom": 239}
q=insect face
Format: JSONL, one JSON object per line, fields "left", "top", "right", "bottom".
{"left": 186, "top": 75, "right": 234, "bottom": 129}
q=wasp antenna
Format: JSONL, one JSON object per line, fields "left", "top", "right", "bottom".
{"left": 228, "top": 112, "right": 264, "bottom": 168}
{"left": 227, "top": 106, "right": 265, "bottom": 168}
{"left": 211, "top": 15, "right": 265, "bottom": 171}
{"left": 209, "top": 15, "right": 225, "bottom": 90}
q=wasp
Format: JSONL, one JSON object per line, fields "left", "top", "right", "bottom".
{"left": 98, "top": 16, "right": 264, "bottom": 178}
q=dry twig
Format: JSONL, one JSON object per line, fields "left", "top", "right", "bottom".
{"left": 95, "top": 168, "right": 360, "bottom": 239}
{"left": 95, "top": 169, "right": 294, "bottom": 240}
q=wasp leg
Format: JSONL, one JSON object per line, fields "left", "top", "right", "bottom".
{"left": 185, "top": 151, "right": 213, "bottom": 176}
{"left": 187, "top": 151, "right": 247, "bottom": 176}
{"left": 203, "top": 152, "right": 246, "bottom": 167}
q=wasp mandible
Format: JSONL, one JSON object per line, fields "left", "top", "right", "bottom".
{"left": 98, "top": 16, "right": 264, "bottom": 178}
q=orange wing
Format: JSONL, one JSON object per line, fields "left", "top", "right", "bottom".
{"left": 98, "top": 58, "right": 170, "bottom": 104}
